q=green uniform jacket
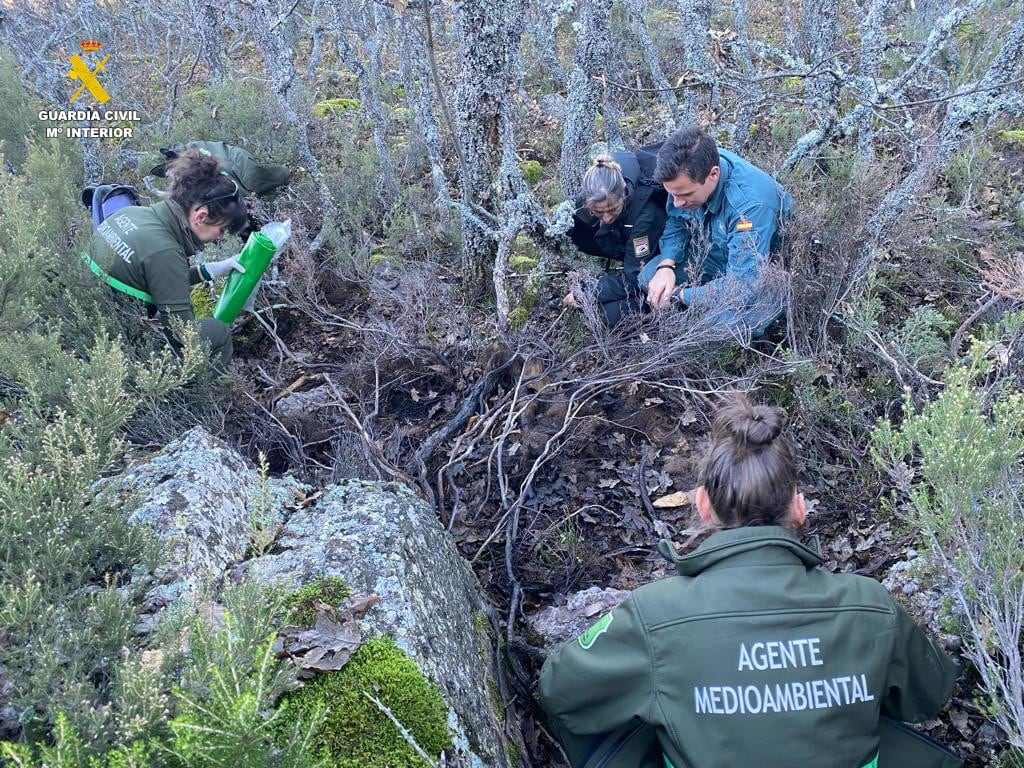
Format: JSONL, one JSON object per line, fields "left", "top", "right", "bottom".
{"left": 540, "top": 526, "right": 959, "bottom": 768}
{"left": 87, "top": 200, "right": 204, "bottom": 321}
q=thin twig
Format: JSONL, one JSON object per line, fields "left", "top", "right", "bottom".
{"left": 363, "top": 691, "right": 439, "bottom": 768}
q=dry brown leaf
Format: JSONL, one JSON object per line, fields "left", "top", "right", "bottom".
{"left": 275, "top": 596, "right": 378, "bottom": 676}
{"left": 652, "top": 491, "right": 692, "bottom": 509}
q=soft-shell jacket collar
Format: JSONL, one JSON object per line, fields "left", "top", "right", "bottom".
{"left": 155, "top": 199, "right": 202, "bottom": 258}
{"left": 704, "top": 149, "right": 734, "bottom": 217}
{"left": 657, "top": 525, "right": 823, "bottom": 576}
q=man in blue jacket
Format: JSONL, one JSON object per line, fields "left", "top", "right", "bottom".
{"left": 640, "top": 126, "right": 791, "bottom": 335}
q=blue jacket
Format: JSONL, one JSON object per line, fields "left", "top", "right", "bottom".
{"left": 639, "top": 148, "right": 791, "bottom": 315}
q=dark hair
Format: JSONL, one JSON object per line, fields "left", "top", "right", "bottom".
{"left": 699, "top": 395, "right": 797, "bottom": 528}
{"left": 654, "top": 125, "right": 719, "bottom": 184}
{"left": 166, "top": 148, "right": 247, "bottom": 234}
{"left": 581, "top": 154, "right": 626, "bottom": 208}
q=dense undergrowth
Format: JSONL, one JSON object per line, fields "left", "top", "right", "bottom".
{"left": 0, "top": 0, "right": 1023, "bottom": 762}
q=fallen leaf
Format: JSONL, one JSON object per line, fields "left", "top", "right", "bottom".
{"left": 275, "top": 599, "right": 373, "bottom": 676}
{"left": 345, "top": 594, "right": 380, "bottom": 619}
{"left": 653, "top": 491, "right": 692, "bottom": 509}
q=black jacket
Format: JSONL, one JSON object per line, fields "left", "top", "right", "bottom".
{"left": 570, "top": 150, "right": 668, "bottom": 280}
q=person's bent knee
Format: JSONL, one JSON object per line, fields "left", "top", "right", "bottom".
{"left": 199, "top": 317, "right": 234, "bottom": 369}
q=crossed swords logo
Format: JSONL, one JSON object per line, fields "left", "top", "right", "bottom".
{"left": 68, "top": 50, "right": 110, "bottom": 104}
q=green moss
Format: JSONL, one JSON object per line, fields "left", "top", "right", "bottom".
{"left": 314, "top": 98, "right": 361, "bottom": 117}
{"left": 277, "top": 637, "right": 451, "bottom": 767}
{"left": 190, "top": 283, "right": 215, "bottom": 319}
{"left": 509, "top": 253, "right": 539, "bottom": 272}
{"left": 283, "top": 576, "right": 352, "bottom": 626}
{"left": 508, "top": 740, "right": 522, "bottom": 767}
{"left": 996, "top": 129, "right": 1024, "bottom": 145}
{"left": 519, "top": 159, "right": 543, "bottom": 185}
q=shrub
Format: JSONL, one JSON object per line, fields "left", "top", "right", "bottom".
{"left": 871, "top": 316, "right": 1024, "bottom": 751}
{"left": 277, "top": 637, "right": 451, "bottom": 768}
{"left": 0, "top": 48, "right": 40, "bottom": 168}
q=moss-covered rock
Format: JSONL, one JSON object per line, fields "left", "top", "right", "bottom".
{"left": 278, "top": 637, "right": 451, "bottom": 768}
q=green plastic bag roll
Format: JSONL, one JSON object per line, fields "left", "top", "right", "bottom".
{"left": 212, "top": 232, "right": 276, "bottom": 323}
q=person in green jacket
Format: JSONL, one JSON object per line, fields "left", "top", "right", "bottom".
{"left": 85, "top": 148, "right": 248, "bottom": 369}
{"left": 540, "top": 397, "right": 961, "bottom": 768}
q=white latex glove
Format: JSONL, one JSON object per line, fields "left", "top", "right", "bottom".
{"left": 205, "top": 255, "right": 246, "bottom": 279}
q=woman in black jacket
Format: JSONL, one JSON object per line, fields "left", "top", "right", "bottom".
{"left": 562, "top": 151, "right": 667, "bottom": 327}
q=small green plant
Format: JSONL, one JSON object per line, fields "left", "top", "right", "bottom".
{"left": 190, "top": 282, "right": 217, "bottom": 319}
{"left": 885, "top": 305, "right": 953, "bottom": 375}
{"left": 314, "top": 98, "right": 361, "bottom": 117}
{"left": 283, "top": 576, "right": 352, "bottom": 626}
{"left": 247, "top": 451, "right": 282, "bottom": 558}
{"left": 277, "top": 636, "right": 451, "bottom": 768}
{"left": 0, "top": 48, "right": 41, "bottom": 168}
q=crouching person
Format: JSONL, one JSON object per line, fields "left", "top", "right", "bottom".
{"left": 561, "top": 151, "right": 667, "bottom": 327}
{"left": 641, "top": 125, "right": 791, "bottom": 336}
{"left": 84, "top": 149, "right": 248, "bottom": 370}
{"left": 540, "top": 396, "right": 962, "bottom": 768}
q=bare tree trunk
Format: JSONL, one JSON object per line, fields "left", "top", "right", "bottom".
{"left": 676, "top": 0, "right": 717, "bottom": 124}
{"left": 853, "top": 0, "right": 889, "bottom": 157}
{"left": 528, "top": 1, "right": 566, "bottom": 80}
{"left": 336, "top": 2, "right": 400, "bottom": 200}
{"left": 559, "top": 0, "right": 614, "bottom": 192}
{"left": 397, "top": 12, "right": 452, "bottom": 217}
{"left": 796, "top": 0, "right": 841, "bottom": 111}
{"left": 727, "top": 0, "right": 763, "bottom": 148}
{"left": 453, "top": 0, "right": 524, "bottom": 295}
{"left": 191, "top": 0, "right": 227, "bottom": 80}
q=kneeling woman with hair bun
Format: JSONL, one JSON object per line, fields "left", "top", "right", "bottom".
{"left": 562, "top": 151, "right": 667, "bottom": 327}
{"left": 540, "top": 396, "right": 961, "bottom": 768}
{"left": 85, "top": 148, "right": 249, "bottom": 369}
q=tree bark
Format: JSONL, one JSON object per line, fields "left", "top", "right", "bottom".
{"left": 453, "top": 0, "right": 525, "bottom": 296}
{"left": 559, "top": 0, "right": 614, "bottom": 192}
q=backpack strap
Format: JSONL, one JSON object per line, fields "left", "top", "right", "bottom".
{"left": 80, "top": 250, "right": 155, "bottom": 304}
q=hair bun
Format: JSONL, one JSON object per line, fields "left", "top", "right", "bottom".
{"left": 713, "top": 397, "right": 784, "bottom": 447}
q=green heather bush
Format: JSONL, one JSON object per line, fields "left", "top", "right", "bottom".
{"left": 155, "top": 78, "right": 294, "bottom": 163}
{"left": 871, "top": 314, "right": 1024, "bottom": 750}
{"left": 0, "top": 49, "right": 40, "bottom": 168}
{"left": 278, "top": 637, "right": 452, "bottom": 768}
{"left": 0, "top": 145, "right": 218, "bottom": 747}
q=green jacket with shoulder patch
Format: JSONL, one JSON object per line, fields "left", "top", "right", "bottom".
{"left": 539, "top": 526, "right": 958, "bottom": 768}
{"left": 86, "top": 200, "right": 203, "bottom": 320}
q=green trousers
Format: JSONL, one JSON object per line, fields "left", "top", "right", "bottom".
{"left": 552, "top": 717, "right": 962, "bottom": 768}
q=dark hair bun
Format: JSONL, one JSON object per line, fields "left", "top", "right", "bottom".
{"left": 713, "top": 398, "right": 784, "bottom": 447}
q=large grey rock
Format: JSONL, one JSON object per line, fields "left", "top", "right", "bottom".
{"left": 881, "top": 554, "right": 963, "bottom": 652}
{"left": 529, "top": 586, "right": 632, "bottom": 647}
{"left": 244, "top": 480, "right": 511, "bottom": 768}
{"left": 96, "top": 426, "right": 305, "bottom": 611}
